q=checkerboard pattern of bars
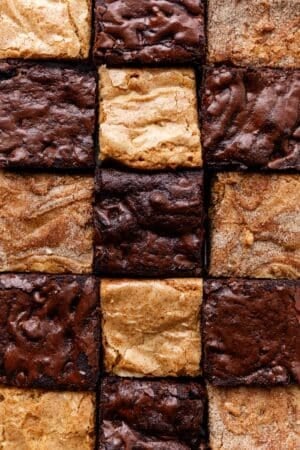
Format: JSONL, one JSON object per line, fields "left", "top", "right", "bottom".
{"left": 0, "top": 1, "right": 299, "bottom": 449}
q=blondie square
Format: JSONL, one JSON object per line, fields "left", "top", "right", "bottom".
{"left": 0, "top": 171, "right": 93, "bottom": 273}
{"left": 101, "top": 278, "right": 202, "bottom": 377}
{"left": 209, "top": 173, "right": 300, "bottom": 279}
{"left": 99, "top": 66, "right": 202, "bottom": 169}
{"left": 0, "top": 0, "right": 91, "bottom": 59}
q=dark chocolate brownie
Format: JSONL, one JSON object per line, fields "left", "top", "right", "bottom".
{"left": 99, "top": 377, "right": 207, "bottom": 449}
{"left": 93, "top": 0, "right": 205, "bottom": 65}
{"left": 201, "top": 66, "right": 300, "bottom": 170}
{"left": 0, "top": 274, "right": 99, "bottom": 390}
{"left": 94, "top": 168, "right": 204, "bottom": 276}
{"left": 203, "top": 279, "right": 300, "bottom": 385}
{"left": 0, "top": 61, "right": 96, "bottom": 169}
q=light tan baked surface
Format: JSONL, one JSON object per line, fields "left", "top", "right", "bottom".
{"left": 101, "top": 278, "right": 202, "bottom": 377}
{"left": 0, "top": 0, "right": 91, "bottom": 59}
{"left": 0, "top": 387, "right": 95, "bottom": 449}
{"left": 0, "top": 171, "right": 93, "bottom": 273}
{"left": 209, "top": 173, "right": 300, "bottom": 279}
{"left": 208, "top": 0, "right": 300, "bottom": 68}
{"left": 99, "top": 66, "right": 202, "bottom": 170}
{"left": 208, "top": 385, "right": 300, "bottom": 450}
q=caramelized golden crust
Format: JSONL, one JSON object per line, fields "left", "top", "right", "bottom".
{"left": 209, "top": 173, "right": 300, "bottom": 279}
{"left": 208, "top": 0, "right": 300, "bottom": 68}
{"left": 101, "top": 279, "right": 202, "bottom": 377}
{"left": 0, "top": 0, "right": 91, "bottom": 59}
{"left": 0, "top": 387, "right": 95, "bottom": 449}
{"left": 99, "top": 66, "right": 202, "bottom": 169}
{"left": 208, "top": 385, "right": 300, "bottom": 450}
{"left": 0, "top": 171, "right": 93, "bottom": 273}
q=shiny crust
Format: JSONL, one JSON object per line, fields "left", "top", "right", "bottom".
{"left": 94, "top": 169, "right": 204, "bottom": 276}
{"left": 0, "top": 0, "right": 91, "bottom": 59}
{"left": 0, "top": 274, "right": 99, "bottom": 390}
{"left": 209, "top": 173, "right": 300, "bottom": 279}
{"left": 203, "top": 279, "right": 300, "bottom": 385}
{"left": 0, "top": 61, "right": 96, "bottom": 169}
{"left": 0, "top": 387, "right": 95, "bottom": 449}
{"left": 99, "top": 377, "right": 207, "bottom": 449}
{"left": 99, "top": 66, "right": 202, "bottom": 169}
{"left": 201, "top": 66, "right": 300, "bottom": 170}
{"left": 93, "top": 0, "right": 205, "bottom": 65}
{"left": 0, "top": 171, "right": 94, "bottom": 273}
{"left": 208, "top": 0, "right": 300, "bottom": 68}
{"left": 208, "top": 385, "right": 300, "bottom": 450}
{"left": 101, "top": 278, "right": 202, "bottom": 377}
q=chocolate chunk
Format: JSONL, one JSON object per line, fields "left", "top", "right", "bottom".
{"left": 201, "top": 66, "right": 300, "bottom": 170}
{"left": 0, "top": 61, "right": 96, "bottom": 169}
{"left": 94, "top": 168, "right": 204, "bottom": 276}
{"left": 94, "top": 0, "right": 205, "bottom": 65}
{"left": 0, "top": 274, "right": 99, "bottom": 390}
{"left": 203, "top": 279, "right": 300, "bottom": 385}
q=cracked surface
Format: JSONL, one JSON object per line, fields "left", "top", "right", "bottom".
{"left": 94, "top": 168, "right": 204, "bottom": 276}
{"left": 0, "top": 0, "right": 91, "bottom": 59}
{"left": 99, "top": 66, "right": 202, "bottom": 169}
{"left": 0, "top": 387, "right": 95, "bottom": 449}
{"left": 209, "top": 173, "right": 300, "bottom": 279}
{"left": 0, "top": 171, "right": 93, "bottom": 273}
{"left": 93, "top": 0, "right": 205, "bottom": 65}
{"left": 203, "top": 279, "right": 300, "bottom": 385}
{"left": 208, "top": 385, "right": 300, "bottom": 450}
{"left": 99, "top": 377, "right": 207, "bottom": 449}
{"left": 0, "top": 61, "right": 96, "bottom": 169}
{"left": 208, "top": 0, "right": 300, "bottom": 68}
{"left": 0, "top": 274, "right": 99, "bottom": 390}
{"left": 101, "top": 278, "right": 202, "bottom": 377}
{"left": 201, "top": 66, "right": 300, "bottom": 170}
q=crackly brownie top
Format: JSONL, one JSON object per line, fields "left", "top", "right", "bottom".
{"left": 94, "top": 169, "right": 204, "bottom": 276}
{"left": 203, "top": 279, "right": 300, "bottom": 385}
{"left": 202, "top": 66, "right": 300, "bottom": 169}
{"left": 0, "top": 274, "right": 99, "bottom": 389}
{"left": 94, "top": 0, "right": 205, "bottom": 64}
{"left": 0, "top": 61, "right": 96, "bottom": 168}
{"left": 100, "top": 377, "right": 206, "bottom": 448}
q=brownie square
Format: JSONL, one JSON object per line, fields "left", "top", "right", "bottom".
{"left": 209, "top": 173, "right": 300, "bottom": 279}
{"left": 0, "top": 387, "right": 95, "bottom": 449}
{"left": 208, "top": 385, "right": 299, "bottom": 450}
{"left": 0, "top": 171, "right": 93, "bottom": 273}
{"left": 99, "top": 67, "right": 202, "bottom": 170}
{"left": 101, "top": 278, "right": 202, "bottom": 377}
{"left": 0, "top": 0, "right": 91, "bottom": 59}
{"left": 0, "top": 274, "right": 99, "bottom": 390}
{"left": 203, "top": 279, "right": 300, "bottom": 385}
{"left": 0, "top": 62, "right": 96, "bottom": 169}
{"left": 94, "top": 168, "right": 204, "bottom": 276}
{"left": 93, "top": 0, "right": 205, "bottom": 65}
{"left": 201, "top": 67, "right": 300, "bottom": 170}
{"left": 99, "top": 377, "right": 207, "bottom": 449}
{"left": 208, "top": 0, "right": 300, "bottom": 68}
